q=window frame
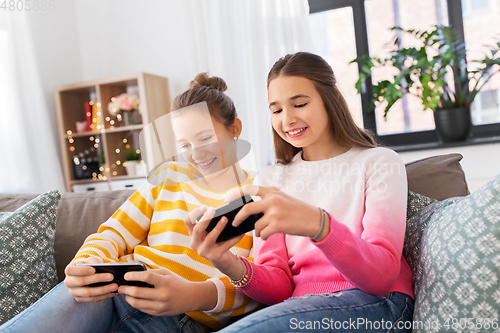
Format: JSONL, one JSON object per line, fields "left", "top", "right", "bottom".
{"left": 309, "top": 0, "right": 500, "bottom": 148}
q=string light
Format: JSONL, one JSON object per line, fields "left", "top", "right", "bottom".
{"left": 70, "top": 147, "right": 75, "bottom": 151}
{"left": 125, "top": 144, "right": 130, "bottom": 149}
{"left": 116, "top": 161, "right": 121, "bottom": 166}
{"left": 94, "top": 144, "right": 98, "bottom": 149}
{"left": 112, "top": 171, "right": 117, "bottom": 176}
{"left": 90, "top": 136, "right": 95, "bottom": 141}
{"left": 123, "top": 139, "right": 128, "bottom": 143}
{"left": 67, "top": 130, "right": 72, "bottom": 135}
{"left": 69, "top": 138, "right": 74, "bottom": 144}
{"left": 115, "top": 149, "right": 120, "bottom": 154}
{"left": 99, "top": 167, "right": 104, "bottom": 172}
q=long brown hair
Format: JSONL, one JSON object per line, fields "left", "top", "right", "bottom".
{"left": 172, "top": 72, "right": 237, "bottom": 128}
{"left": 267, "top": 52, "right": 377, "bottom": 164}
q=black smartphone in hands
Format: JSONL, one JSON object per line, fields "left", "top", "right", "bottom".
{"left": 197, "top": 195, "right": 263, "bottom": 242}
{"left": 75, "top": 262, "right": 154, "bottom": 288}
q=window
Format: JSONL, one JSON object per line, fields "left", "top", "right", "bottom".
{"left": 365, "top": 0, "right": 448, "bottom": 135}
{"left": 309, "top": 0, "right": 500, "bottom": 147}
{"left": 309, "top": 7, "right": 364, "bottom": 128}
{"left": 462, "top": 0, "right": 493, "bottom": 16}
{"left": 472, "top": 89, "right": 500, "bottom": 124}
{"left": 462, "top": 0, "right": 500, "bottom": 126}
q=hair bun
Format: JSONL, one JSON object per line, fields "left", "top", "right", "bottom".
{"left": 189, "top": 72, "right": 227, "bottom": 92}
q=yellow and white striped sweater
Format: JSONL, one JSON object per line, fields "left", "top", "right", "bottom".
{"left": 73, "top": 162, "right": 259, "bottom": 330}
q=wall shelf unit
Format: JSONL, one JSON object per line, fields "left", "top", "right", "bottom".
{"left": 54, "top": 72, "right": 172, "bottom": 192}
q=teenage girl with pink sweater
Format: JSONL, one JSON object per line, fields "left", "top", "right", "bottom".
{"left": 186, "top": 52, "right": 414, "bottom": 332}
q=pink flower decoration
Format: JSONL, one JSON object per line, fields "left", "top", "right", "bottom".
{"left": 118, "top": 94, "right": 134, "bottom": 111}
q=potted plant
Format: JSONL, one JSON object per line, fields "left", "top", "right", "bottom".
{"left": 124, "top": 148, "right": 141, "bottom": 176}
{"left": 352, "top": 24, "right": 500, "bottom": 142}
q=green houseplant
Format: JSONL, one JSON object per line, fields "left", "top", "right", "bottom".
{"left": 352, "top": 24, "right": 500, "bottom": 142}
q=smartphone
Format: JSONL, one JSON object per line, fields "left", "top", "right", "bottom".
{"left": 76, "top": 262, "right": 154, "bottom": 288}
{"left": 197, "top": 195, "right": 263, "bottom": 242}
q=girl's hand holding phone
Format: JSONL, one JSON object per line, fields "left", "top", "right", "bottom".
{"left": 64, "top": 257, "right": 119, "bottom": 303}
{"left": 117, "top": 268, "right": 217, "bottom": 316}
{"left": 224, "top": 184, "right": 330, "bottom": 241}
{"left": 184, "top": 206, "right": 246, "bottom": 280}
{"left": 184, "top": 184, "right": 330, "bottom": 278}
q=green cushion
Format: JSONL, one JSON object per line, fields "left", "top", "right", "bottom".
{"left": 408, "top": 175, "right": 500, "bottom": 333}
{"left": 0, "top": 190, "right": 60, "bottom": 324}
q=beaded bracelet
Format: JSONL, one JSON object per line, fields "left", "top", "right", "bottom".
{"left": 229, "top": 255, "right": 253, "bottom": 288}
{"left": 310, "top": 208, "right": 327, "bottom": 241}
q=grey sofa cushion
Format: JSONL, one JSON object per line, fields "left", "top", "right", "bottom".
{"left": 0, "top": 190, "right": 134, "bottom": 282}
{"left": 405, "top": 153, "right": 470, "bottom": 200}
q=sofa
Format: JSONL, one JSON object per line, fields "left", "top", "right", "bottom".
{"left": 0, "top": 153, "right": 499, "bottom": 332}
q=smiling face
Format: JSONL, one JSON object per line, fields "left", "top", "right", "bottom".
{"left": 171, "top": 108, "right": 239, "bottom": 178}
{"left": 268, "top": 75, "right": 335, "bottom": 159}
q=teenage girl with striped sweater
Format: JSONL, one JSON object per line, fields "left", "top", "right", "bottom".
{"left": 0, "top": 73, "right": 259, "bottom": 333}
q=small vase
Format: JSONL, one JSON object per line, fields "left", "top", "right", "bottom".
{"left": 122, "top": 110, "right": 134, "bottom": 126}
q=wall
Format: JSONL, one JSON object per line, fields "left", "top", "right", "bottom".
{"left": 73, "top": 0, "right": 196, "bottom": 96}
{"left": 398, "top": 142, "right": 500, "bottom": 193}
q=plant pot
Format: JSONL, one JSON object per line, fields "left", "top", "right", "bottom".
{"left": 124, "top": 160, "right": 139, "bottom": 176}
{"left": 433, "top": 107, "right": 472, "bottom": 143}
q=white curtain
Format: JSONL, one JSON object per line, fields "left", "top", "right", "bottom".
{"left": 179, "top": 0, "right": 313, "bottom": 172}
{"left": 0, "top": 12, "right": 65, "bottom": 193}
{"left": 0, "top": 1, "right": 312, "bottom": 193}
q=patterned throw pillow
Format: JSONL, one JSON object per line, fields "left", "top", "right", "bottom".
{"left": 410, "top": 175, "right": 500, "bottom": 333}
{"left": 403, "top": 191, "right": 460, "bottom": 286}
{"left": 0, "top": 190, "right": 60, "bottom": 324}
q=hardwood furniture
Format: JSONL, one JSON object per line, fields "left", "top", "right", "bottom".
{"left": 54, "top": 73, "right": 172, "bottom": 192}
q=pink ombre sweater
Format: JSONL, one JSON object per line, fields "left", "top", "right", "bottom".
{"left": 241, "top": 147, "right": 414, "bottom": 305}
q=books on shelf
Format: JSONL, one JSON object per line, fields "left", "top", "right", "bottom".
{"left": 84, "top": 102, "right": 92, "bottom": 131}
{"left": 90, "top": 102, "right": 103, "bottom": 131}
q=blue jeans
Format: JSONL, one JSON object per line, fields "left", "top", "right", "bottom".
{"left": 218, "top": 289, "right": 413, "bottom": 333}
{"left": 0, "top": 282, "right": 209, "bottom": 333}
